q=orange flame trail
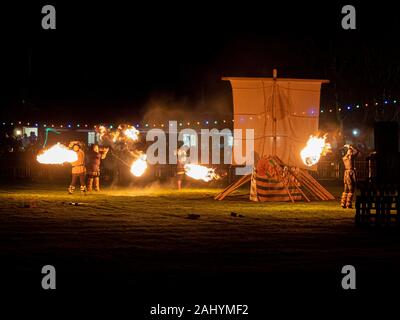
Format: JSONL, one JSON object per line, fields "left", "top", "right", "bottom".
{"left": 130, "top": 154, "right": 148, "bottom": 177}
{"left": 37, "top": 143, "right": 78, "bottom": 164}
{"left": 300, "top": 135, "right": 331, "bottom": 167}
{"left": 124, "top": 126, "right": 140, "bottom": 141}
{"left": 184, "top": 164, "right": 219, "bottom": 182}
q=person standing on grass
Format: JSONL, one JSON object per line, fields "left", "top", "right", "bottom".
{"left": 68, "top": 141, "right": 87, "bottom": 194}
{"left": 341, "top": 144, "right": 359, "bottom": 209}
{"left": 86, "top": 144, "right": 109, "bottom": 191}
{"left": 176, "top": 145, "right": 188, "bottom": 190}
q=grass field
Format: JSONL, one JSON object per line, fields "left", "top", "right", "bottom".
{"left": 1, "top": 184, "right": 400, "bottom": 295}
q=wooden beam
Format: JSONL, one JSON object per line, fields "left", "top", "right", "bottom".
{"left": 299, "top": 170, "right": 335, "bottom": 200}
{"left": 215, "top": 174, "right": 251, "bottom": 200}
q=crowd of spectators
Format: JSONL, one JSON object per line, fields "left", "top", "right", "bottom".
{"left": 0, "top": 130, "right": 39, "bottom": 155}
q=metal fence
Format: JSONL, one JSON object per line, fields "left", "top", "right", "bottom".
{"left": 309, "top": 160, "right": 369, "bottom": 181}
{"left": 0, "top": 154, "right": 369, "bottom": 184}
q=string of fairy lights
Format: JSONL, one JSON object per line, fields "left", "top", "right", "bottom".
{"left": 1, "top": 120, "right": 235, "bottom": 130}
{"left": 2, "top": 99, "right": 398, "bottom": 130}
{"left": 320, "top": 98, "right": 398, "bottom": 114}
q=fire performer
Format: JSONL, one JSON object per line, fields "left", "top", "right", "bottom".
{"left": 176, "top": 147, "right": 188, "bottom": 190}
{"left": 341, "top": 144, "right": 359, "bottom": 209}
{"left": 86, "top": 144, "right": 109, "bottom": 191}
{"left": 68, "top": 141, "right": 87, "bottom": 194}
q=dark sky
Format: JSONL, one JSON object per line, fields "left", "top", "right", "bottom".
{"left": 1, "top": 2, "right": 399, "bottom": 122}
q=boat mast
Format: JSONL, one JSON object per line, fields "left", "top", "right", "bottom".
{"left": 272, "top": 69, "right": 278, "bottom": 156}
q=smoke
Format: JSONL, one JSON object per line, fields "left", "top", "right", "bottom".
{"left": 124, "top": 175, "right": 224, "bottom": 190}
{"left": 141, "top": 92, "right": 232, "bottom": 125}
{"left": 96, "top": 90, "right": 233, "bottom": 188}
{"left": 127, "top": 179, "right": 175, "bottom": 190}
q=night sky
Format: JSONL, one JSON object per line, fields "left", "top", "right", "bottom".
{"left": 1, "top": 2, "right": 399, "bottom": 122}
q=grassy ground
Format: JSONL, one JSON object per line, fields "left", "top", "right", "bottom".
{"left": 1, "top": 184, "right": 400, "bottom": 296}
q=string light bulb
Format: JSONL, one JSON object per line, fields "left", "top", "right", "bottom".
{"left": 3, "top": 100, "right": 399, "bottom": 131}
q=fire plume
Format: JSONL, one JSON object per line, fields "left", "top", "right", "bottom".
{"left": 124, "top": 126, "right": 140, "bottom": 141}
{"left": 184, "top": 164, "right": 219, "bottom": 182}
{"left": 37, "top": 143, "right": 78, "bottom": 164}
{"left": 300, "top": 135, "right": 331, "bottom": 167}
{"left": 130, "top": 154, "right": 148, "bottom": 177}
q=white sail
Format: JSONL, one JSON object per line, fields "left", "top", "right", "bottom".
{"left": 224, "top": 76, "right": 328, "bottom": 169}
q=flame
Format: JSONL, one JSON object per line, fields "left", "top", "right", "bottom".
{"left": 300, "top": 135, "right": 331, "bottom": 167}
{"left": 130, "top": 154, "right": 148, "bottom": 177}
{"left": 111, "top": 131, "right": 120, "bottom": 143}
{"left": 124, "top": 126, "right": 139, "bottom": 141}
{"left": 184, "top": 164, "right": 219, "bottom": 182}
{"left": 98, "top": 125, "right": 108, "bottom": 139}
{"left": 97, "top": 124, "right": 140, "bottom": 144}
{"left": 37, "top": 143, "right": 78, "bottom": 164}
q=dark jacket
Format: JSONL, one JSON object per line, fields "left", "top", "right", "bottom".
{"left": 86, "top": 150, "right": 102, "bottom": 173}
